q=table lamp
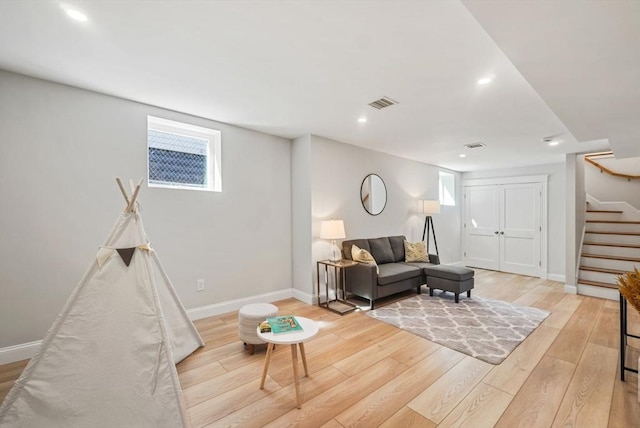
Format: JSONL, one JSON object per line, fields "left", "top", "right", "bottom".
{"left": 320, "top": 219, "right": 346, "bottom": 262}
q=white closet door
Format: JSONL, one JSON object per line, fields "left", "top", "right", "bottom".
{"left": 464, "top": 185, "right": 500, "bottom": 270}
{"left": 499, "top": 183, "right": 541, "bottom": 276}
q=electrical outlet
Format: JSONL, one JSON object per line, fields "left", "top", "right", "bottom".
{"left": 196, "top": 279, "right": 205, "bottom": 291}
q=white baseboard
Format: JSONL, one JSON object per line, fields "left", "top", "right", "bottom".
{"left": 186, "top": 288, "right": 294, "bottom": 321}
{"left": 564, "top": 284, "right": 577, "bottom": 294}
{"left": 0, "top": 287, "right": 301, "bottom": 365}
{"left": 0, "top": 340, "right": 41, "bottom": 365}
{"left": 292, "top": 288, "right": 315, "bottom": 305}
{"left": 548, "top": 273, "right": 566, "bottom": 283}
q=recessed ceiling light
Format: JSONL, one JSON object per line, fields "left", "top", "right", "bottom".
{"left": 477, "top": 76, "right": 493, "bottom": 85}
{"left": 66, "top": 8, "right": 88, "bottom": 21}
{"left": 543, "top": 136, "right": 562, "bottom": 146}
{"left": 358, "top": 117, "right": 367, "bottom": 123}
{"left": 60, "top": 4, "right": 88, "bottom": 22}
{"left": 459, "top": 154, "right": 467, "bottom": 158}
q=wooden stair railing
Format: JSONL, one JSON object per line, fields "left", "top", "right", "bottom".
{"left": 584, "top": 151, "right": 640, "bottom": 180}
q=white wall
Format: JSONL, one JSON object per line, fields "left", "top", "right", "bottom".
{"left": 0, "top": 70, "right": 292, "bottom": 348}
{"left": 305, "top": 135, "right": 462, "bottom": 299}
{"left": 463, "top": 163, "right": 566, "bottom": 279}
{"left": 291, "top": 135, "right": 313, "bottom": 299}
{"left": 575, "top": 155, "right": 586, "bottom": 266}
{"left": 563, "top": 155, "right": 582, "bottom": 289}
{"left": 584, "top": 155, "right": 640, "bottom": 209}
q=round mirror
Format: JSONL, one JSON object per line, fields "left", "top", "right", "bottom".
{"left": 360, "top": 174, "right": 387, "bottom": 216}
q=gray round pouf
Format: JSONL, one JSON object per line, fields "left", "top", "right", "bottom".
{"left": 238, "top": 303, "right": 279, "bottom": 354}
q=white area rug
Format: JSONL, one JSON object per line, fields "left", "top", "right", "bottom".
{"left": 366, "top": 292, "right": 549, "bottom": 364}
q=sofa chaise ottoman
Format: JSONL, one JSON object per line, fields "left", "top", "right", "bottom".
{"left": 423, "top": 265, "right": 474, "bottom": 303}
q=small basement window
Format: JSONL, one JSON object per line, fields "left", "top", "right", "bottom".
{"left": 147, "top": 116, "right": 221, "bottom": 192}
{"left": 439, "top": 171, "right": 455, "bottom": 206}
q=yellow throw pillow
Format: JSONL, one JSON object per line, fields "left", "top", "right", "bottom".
{"left": 351, "top": 244, "right": 379, "bottom": 273}
{"left": 404, "top": 240, "right": 428, "bottom": 262}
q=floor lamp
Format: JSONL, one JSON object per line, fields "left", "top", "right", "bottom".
{"left": 421, "top": 200, "right": 441, "bottom": 262}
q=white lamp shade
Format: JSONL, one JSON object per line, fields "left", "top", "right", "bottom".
{"left": 421, "top": 200, "right": 441, "bottom": 215}
{"left": 320, "top": 219, "right": 346, "bottom": 240}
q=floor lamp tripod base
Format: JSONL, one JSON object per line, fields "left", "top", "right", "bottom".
{"left": 422, "top": 216, "right": 440, "bottom": 263}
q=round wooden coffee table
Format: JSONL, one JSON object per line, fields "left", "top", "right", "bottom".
{"left": 257, "top": 316, "right": 319, "bottom": 408}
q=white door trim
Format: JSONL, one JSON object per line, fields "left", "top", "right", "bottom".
{"left": 463, "top": 175, "right": 549, "bottom": 187}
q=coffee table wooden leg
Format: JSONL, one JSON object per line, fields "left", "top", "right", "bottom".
{"left": 260, "top": 342, "right": 274, "bottom": 389}
{"left": 299, "top": 342, "right": 309, "bottom": 377}
{"left": 291, "top": 344, "right": 301, "bottom": 408}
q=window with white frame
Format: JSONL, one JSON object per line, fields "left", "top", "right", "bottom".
{"left": 147, "top": 116, "right": 221, "bottom": 192}
{"left": 439, "top": 171, "right": 455, "bottom": 206}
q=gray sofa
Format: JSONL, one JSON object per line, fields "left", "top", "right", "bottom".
{"left": 341, "top": 235, "right": 439, "bottom": 309}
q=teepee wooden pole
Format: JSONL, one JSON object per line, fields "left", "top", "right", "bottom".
{"left": 115, "top": 177, "right": 131, "bottom": 207}
{"left": 126, "top": 179, "right": 144, "bottom": 212}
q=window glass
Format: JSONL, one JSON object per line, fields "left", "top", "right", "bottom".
{"left": 439, "top": 171, "right": 455, "bottom": 206}
{"left": 147, "top": 116, "right": 221, "bottom": 192}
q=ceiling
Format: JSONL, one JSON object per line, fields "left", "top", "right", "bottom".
{"left": 0, "top": 1, "right": 638, "bottom": 172}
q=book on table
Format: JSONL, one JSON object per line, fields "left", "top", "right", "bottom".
{"left": 267, "top": 316, "right": 303, "bottom": 334}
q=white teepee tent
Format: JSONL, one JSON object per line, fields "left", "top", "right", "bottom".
{"left": 0, "top": 179, "right": 204, "bottom": 428}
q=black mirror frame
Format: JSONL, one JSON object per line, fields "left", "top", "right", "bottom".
{"left": 360, "top": 173, "right": 387, "bottom": 216}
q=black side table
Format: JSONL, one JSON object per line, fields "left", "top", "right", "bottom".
{"left": 619, "top": 293, "right": 639, "bottom": 381}
{"left": 317, "top": 260, "right": 358, "bottom": 315}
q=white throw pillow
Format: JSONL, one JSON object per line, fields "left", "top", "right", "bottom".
{"left": 351, "top": 244, "right": 379, "bottom": 274}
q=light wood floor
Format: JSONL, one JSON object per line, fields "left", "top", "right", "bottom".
{"left": 1, "top": 269, "right": 639, "bottom": 427}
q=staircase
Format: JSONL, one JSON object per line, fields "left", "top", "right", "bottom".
{"left": 578, "top": 208, "right": 640, "bottom": 299}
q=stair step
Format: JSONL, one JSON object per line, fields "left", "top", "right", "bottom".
{"left": 579, "top": 265, "right": 626, "bottom": 275}
{"left": 583, "top": 233, "right": 640, "bottom": 246}
{"left": 586, "top": 222, "right": 640, "bottom": 234}
{"left": 581, "top": 253, "right": 640, "bottom": 262}
{"left": 586, "top": 220, "right": 640, "bottom": 224}
{"left": 583, "top": 241, "right": 640, "bottom": 249}
{"left": 579, "top": 256, "right": 638, "bottom": 271}
{"left": 582, "top": 243, "right": 640, "bottom": 259}
{"left": 586, "top": 210, "right": 623, "bottom": 213}
{"left": 577, "top": 279, "right": 619, "bottom": 289}
{"left": 585, "top": 231, "right": 640, "bottom": 236}
{"left": 578, "top": 267, "right": 621, "bottom": 284}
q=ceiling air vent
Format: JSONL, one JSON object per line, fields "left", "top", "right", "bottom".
{"left": 464, "top": 142, "right": 487, "bottom": 149}
{"left": 368, "top": 96, "right": 398, "bottom": 110}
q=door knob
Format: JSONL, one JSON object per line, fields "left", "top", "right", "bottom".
{"left": 494, "top": 231, "right": 499, "bottom": 234}
{"left": 500, "top": 231, "right": 504, "bottom": 235}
